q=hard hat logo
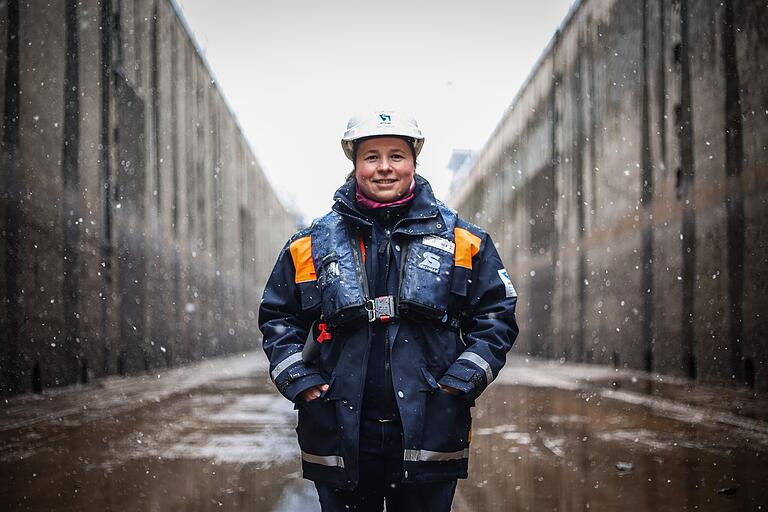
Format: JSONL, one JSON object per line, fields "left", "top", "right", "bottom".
{"left": 341, "top": 110, "right": 425, "bottom": 161}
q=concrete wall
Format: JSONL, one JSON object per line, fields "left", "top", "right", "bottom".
{"left": 0, "top": 0, "right": 296, "bottom": 394}
{"left": 450, "top": 0, "right": 768, "bottom": 391}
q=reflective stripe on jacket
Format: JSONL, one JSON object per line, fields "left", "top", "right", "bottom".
{"left": 259, "top": 175, "right": 519, "bottom": 488}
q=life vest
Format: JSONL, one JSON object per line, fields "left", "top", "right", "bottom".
{"left": 290, "top": 205, "right": 482, "bottom": 327}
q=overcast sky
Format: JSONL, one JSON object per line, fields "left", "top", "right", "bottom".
{"left": 174, "top": 0, "right": 576, "bottom": 222}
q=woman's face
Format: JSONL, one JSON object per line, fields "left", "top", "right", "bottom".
{"left": 354, "top": 137, "right": 415, "bottom": 203}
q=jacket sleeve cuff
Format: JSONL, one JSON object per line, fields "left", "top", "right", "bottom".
{"left": 438, "top": 374, "right": 473, "bottom": 394}
{"left": 272, "top": 355, "right": 325, "bottom": 401}
{"left": 280, "top": 372, "right": 327, "bottom": 402}
{"left": 439, "top": 362, "right": 486, "bottom": 402}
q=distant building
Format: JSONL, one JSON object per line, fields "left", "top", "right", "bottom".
{"left": 446, "top": 149, "right": 477, "bottom": 195}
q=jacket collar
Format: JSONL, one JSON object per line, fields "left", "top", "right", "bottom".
{"left": 332, "top": 174, "right": 441, "bottom": 231}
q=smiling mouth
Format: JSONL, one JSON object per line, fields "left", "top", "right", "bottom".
{"left": 373, "top": 179, "right": 397, "bottom": 184}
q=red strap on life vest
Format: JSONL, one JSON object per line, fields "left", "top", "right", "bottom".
{"left": 317, "top": 323, "right": 332, "bottom": 343}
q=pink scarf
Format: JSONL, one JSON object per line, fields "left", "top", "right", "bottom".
{"left": 355, "top": 179, "right": 416, "bottom": 209}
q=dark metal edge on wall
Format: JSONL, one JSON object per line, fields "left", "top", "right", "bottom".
{"left": 679, "top": 0, "right": 697, "bottom": 380}
{"left": 2, "top": 0, "right": 22, "bottom": 394}
{"left": 99, "top": 0, "right": 113, "bottom": 377}
{"left": 641, "top": 0, "right": 655, "bottom": 372}
{"left": 62, "top": 0, "right": 82, "bottom": 385}
{"left": 721, "top": 0, "right": 745, "bottom": 385}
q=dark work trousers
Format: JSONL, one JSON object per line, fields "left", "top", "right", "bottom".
{"left": 315, "top": 418, "right": 458, "bottom": 511}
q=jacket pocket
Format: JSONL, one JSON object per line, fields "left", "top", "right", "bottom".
{"left": 399, "top": 242, "right": 454, "bottom": 319}
{"left": 298, "top": 281, "right": 321, "bottom": 310}
{"left": 419, "top": 367, "right": 439, "bottom": 391}
{"left": 418, "top": 368, "right": 471, "bottom": 453}
{"left": 296, "top": 375, "right": 341, "bottom": 457}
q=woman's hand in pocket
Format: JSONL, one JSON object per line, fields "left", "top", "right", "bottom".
{"left": 301, "top": 384, "right": 329, "bottom": 402}
{"left": 438, "top": 383, "right": 461, "bottom": 395}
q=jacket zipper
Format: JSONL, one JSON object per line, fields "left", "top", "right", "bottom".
{"left": 384, "top": 325, "right": 396, "bottom": 418}
{"left": 383, "top": 229, "right": 396, "bottom": 419}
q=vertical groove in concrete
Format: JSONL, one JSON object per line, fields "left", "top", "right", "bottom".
{"left": 171, "top": 22, "right": 180, "bottom": 366}
{"left": 185, "top": 44, "right": 194, "bottom": 243}
{"left": 573, "top": 44, "right": 586, "bottom": 363}
{"left": 549, "top": 35, "right": 560, "bottom": 360}
{"left": 653, "top": 0, "right": 667, "bottom": 372}
{"left": 722, "top": 0, "right": 745, "bottom": 383}
{"left": 171, "top": 25, "right": 179, "bottom": 237}
{"left": 212, "top": 105, "right": 222, "bottom": 352}
{"left": 657, "top": 0, "right": 667, "bottom": 169}
{"left": 585, "top": 24, "right": 598, "bottom": 363}
{"left": 2, "top": 0, "right": 21, "bottom": 393}
{"left": 541, "top": 73, "right": 560, "bottom": 357}
{"left": 184, "top": 44, "right": 195, "bottom": 363}
{"left": 588, "top": 25, "right": 598, "bottom": 232}
{"left": 113, "top": 0, "right": 148, "bottom": 375}
{"left": 641, "top": 0, "right": 655, "bottom": 372}
{"left": 151, "top": 0, "right": 160, "bottom": 215}
{"left": 113, "top": 0, "right": 124, "bottom": 377}
{"left": 149, "top": 0, "right": 164, "bottom": 365}
{"left": 212, "top": 106, "right": 221, "bottom": 266}
{"left": 99, "top": 0, "right": 113, "bottom": 375}
{"left": 679, "top": 0, "right": 697, "bottom": 379}
{"left": 114, "top": 0, "right": 124, "bottom": 66}
{"left": 62, "top": 0, "right": 81, "bottom": 383}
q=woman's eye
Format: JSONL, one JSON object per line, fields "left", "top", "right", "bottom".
{"left": 391, "top": 154, "right": 404, "bottom": 161}
{"left": 365, "top": 155, "right": 377, "bottom": 161}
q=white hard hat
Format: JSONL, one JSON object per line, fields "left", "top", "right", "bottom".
{"left": 341, "top": 110, "right": 425, "bottom": 161}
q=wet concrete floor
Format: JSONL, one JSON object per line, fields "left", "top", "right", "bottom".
{"left": 1, "top": 353, "right": 766, "bottom": 511}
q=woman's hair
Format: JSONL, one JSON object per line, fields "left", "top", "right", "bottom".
{"left": 345, "top": 136, "right": 418, "bottom": 182}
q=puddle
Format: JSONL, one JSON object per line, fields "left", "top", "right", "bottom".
{"left": 1, "top": 354, "right": 766, "bottom": 511}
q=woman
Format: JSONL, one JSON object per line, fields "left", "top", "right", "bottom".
{"left": 259, "top": 111, "right": 518, "bottom": 511}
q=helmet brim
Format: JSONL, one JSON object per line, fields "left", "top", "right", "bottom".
{"left": 341, "top": 137, "right": 424, "bottom": 161}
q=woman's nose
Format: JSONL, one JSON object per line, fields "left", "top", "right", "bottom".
{"left": 377, "top": 157, "right": 393, "bottom": 172}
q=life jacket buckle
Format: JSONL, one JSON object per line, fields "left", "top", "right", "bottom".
{"left": 365, "top": 296, "right": 397, "bottom": 323}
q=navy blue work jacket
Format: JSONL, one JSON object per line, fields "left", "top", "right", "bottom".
{"left": 259, "top": 175, "right": 519, "bottom": 489}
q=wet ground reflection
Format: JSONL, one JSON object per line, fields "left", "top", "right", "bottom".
{"left": 1, "top": 354, "right": 765, "bottom": 511}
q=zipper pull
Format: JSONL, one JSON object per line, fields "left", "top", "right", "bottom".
{"left": 379, "top": 230, "right": 390, "bottom": 255}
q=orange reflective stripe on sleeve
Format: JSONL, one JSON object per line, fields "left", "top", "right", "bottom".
{"left": 454, "top": 227, "right": 481, "bottom": 269}
{"left": 360, "top": 237, "right": 366, "bottom": 264}
{"left": 289, "top": 236, "right": 316, "bottom": 283}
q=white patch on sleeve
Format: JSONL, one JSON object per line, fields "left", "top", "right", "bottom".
{"left": 497, "top": 268, "right": 517, "bottom": 298}
{"left": 422, "top": 235, "right": 455, "bottom": 254}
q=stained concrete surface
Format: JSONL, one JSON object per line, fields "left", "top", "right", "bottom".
{"left": 449, "top": 0, "right": 768, "bottom": 391}
{"left": 0, "top": 0, "right": 296, "bottom": 395}
{"left": 1, "top": 353, "right": 765, "bottom": 511}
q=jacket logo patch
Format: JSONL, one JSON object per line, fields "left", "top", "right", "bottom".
{"left": 422, "top": 235, "right": 455, "bottom": 254}
{"left": 497, "top": 268, "right": 517, "bottom": 298}
{"left": 417, "top": 251, "right": 442, "bottom": 274}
